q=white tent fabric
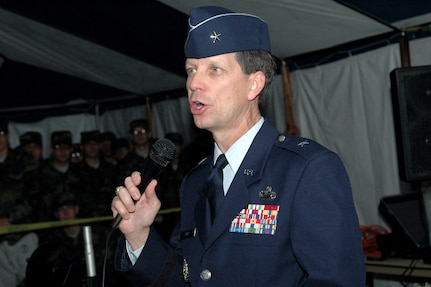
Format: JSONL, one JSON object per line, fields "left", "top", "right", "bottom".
{"left": 292, "top": 37, "right": 431, "bottom": 229}
{"left": 0, "top": 7, "right": 185, "bottom": 96}
{"left": 293, "top": 43, "right": 402, "bottom": 226}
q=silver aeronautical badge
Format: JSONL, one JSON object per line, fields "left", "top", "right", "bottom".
{"left": 183, "top": 259, "right": 189, "bottom": 282}
{"left": 259, "top": 186, "right": 277, "bottom": 200}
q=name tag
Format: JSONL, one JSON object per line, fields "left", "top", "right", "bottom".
{"left": 229, "top": 204, "right": 279, "bottom": 235}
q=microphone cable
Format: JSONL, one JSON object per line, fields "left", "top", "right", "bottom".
{"left": 102, "top": 227, "right": 115, "bottom": 287}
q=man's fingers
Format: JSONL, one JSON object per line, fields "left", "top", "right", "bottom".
{"left": 111, "top": 195, "right": 130, "bottom": 220}
{"left": 125, "top": 173, "right": 142, "bottom": 200}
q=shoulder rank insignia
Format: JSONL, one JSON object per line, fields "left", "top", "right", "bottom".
{"left": 297, "top": 140, "right": 310, "bottom": 148}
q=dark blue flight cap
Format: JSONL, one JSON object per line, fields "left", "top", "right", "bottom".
{"left": 184, "top": 6, "right": 271, "bottom": 58}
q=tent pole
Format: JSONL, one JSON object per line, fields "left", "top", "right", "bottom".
{"left": 281, "top": 60, "right": 300, "bottom": 136}
{"left": 399, "top": 32, "right": 411, "bottom": 68}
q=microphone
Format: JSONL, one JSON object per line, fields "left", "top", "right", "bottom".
{"left": 111, "top": 138, "right": 176, "bottom": 229}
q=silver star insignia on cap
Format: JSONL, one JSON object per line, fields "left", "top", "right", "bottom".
{"left": 210, "top": 31, "right": 221, "bottom": 43}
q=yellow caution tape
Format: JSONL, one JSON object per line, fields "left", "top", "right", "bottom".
{"left": 0, "top": 207, "right": 181, "bottom": 235}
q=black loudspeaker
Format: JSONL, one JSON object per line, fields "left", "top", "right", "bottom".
{"left": 390, "top": 65, "right": 431, "bottom": 181}
{"left": 378, "top": 192, "right": 430, "bottom": 259}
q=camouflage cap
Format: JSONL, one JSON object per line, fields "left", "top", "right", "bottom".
{"left": 51, "top": 192, "right": 78, "bottom": 211}
{"left": 129, "top": 118, "right": 149, "bottom": 134}
{"left": 81, "top": 130, "right": 101, "bottom": 144}
{"left": 51, "top": 131, "right": 72, "bottom": 147}
{"left": 20, "top": 131, "right": 42, "bottom": 147}
{"left": 101, "top": 131, "right": 116, "bottom": 142}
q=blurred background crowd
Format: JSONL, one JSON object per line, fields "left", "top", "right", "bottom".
{"left": 0, "top": 117, "right": 213, "bottom": 287}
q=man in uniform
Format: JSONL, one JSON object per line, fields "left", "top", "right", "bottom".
{"left": 111, "top": 6, "right": 365, "bottom": 286}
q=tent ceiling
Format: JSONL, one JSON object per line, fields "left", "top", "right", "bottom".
{"left": 0, "top": 0, "right": 430, "bottom": 119}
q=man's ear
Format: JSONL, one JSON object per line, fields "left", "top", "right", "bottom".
{"left": 248, "top": 71, "right": 266, "bottom": 101}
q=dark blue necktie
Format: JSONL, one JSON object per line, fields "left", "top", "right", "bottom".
{"left": 206, "top": 154, "right": 228, "bottom": 223}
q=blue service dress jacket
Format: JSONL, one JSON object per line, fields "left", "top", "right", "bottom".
{"left": 114, "top": 119, "right": 366, "bottom": 286}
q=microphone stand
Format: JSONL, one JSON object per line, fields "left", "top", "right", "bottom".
{"left": 83, "top": 225, "right": 96, "bottom": 287}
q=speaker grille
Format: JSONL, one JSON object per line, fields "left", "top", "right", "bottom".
{"left": 390, "top": 65, "right": 431, "bottom": 181}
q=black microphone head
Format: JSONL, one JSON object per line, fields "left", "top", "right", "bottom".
{"left": 111, "top": 138, "right": 176, "bottom": 229}
{"left": 149, "top": 138, "right": 176, "bottom": 167}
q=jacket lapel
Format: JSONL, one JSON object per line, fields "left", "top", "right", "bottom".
{"left": 193, "top": 156, "right": 213, "bottom": 245}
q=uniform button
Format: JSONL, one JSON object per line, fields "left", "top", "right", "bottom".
{"left": 200, "top": 269, "right": 212, "bottom": 281}
{"left": 278, "top": 135, "right": 286, "bottom": 142}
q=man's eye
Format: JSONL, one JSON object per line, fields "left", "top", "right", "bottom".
{"left": 186, "top": 68, "right": 196, "bottom": 75}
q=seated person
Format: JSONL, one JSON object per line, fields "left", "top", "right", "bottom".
{"left": 26, "top": 192, "right": 125, "bottom": 287}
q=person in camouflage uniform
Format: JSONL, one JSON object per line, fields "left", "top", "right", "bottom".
{"left": 17, "top": 131, "right": 44, "bottom": 217}
{"left": 36, "top": 130, "right": 80, "bottom": 222}
{"left": 70, "top": 142, "right": 84, "bottom": 164}
{"left": 17, "top": 131, "right": 43, "bottom": 162}
{"left": 0, "top": 119, "right": 39, "bottom": 287}
{"left": 111, "top": 137, "right": 131, "bottom": 163}
{"left": 25, "top": 192, "right": 126, "bottom": 287}
{"left": 115, "top": 118, "right": 156, "bottom": 185}
{"left": 100, "top": 131, "right": 117, "bottom": 166}
{"left": 70, "top": 131, "right": 117, "bottom": 218}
